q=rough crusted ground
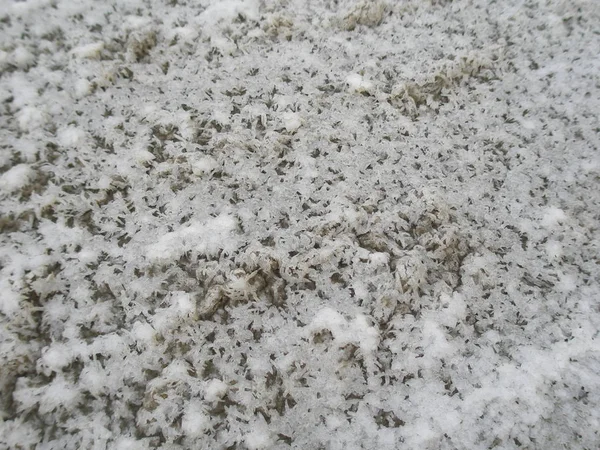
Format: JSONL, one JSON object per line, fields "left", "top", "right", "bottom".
{"left": 1, "top": 0, "right": 599, "bottom": 449}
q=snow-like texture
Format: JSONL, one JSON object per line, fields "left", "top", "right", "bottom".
{"left": 1, "top": 0, "right": 599, "bottom": 449}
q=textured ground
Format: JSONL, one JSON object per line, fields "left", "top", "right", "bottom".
{"left": 1, "top": 0, "right": 599, "bottom": 449}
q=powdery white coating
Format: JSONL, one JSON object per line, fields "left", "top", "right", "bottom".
{"left": 281, "top": 111, "right": 302, "bottom": 133}
{"left": 346, "top": 73, "right": 374, "bottom": 93}
{"left": 0, "top": 164, "right": 34, "bottom": 192}
{"left": 545, "top": 240, "right": 562, "bottom": 260}
{"left": 0, "top": 0, "right": 599, "bottom": 449}
{"left": 541, "top": 206, "right": 567, "bottom": 228}
{"left": 73, "top": 79, "right": 92, "bottom": 98}
{"left": 39, "top": 344, "right": 75, "bottom": 375}
{"left": 308, "top": 308, "right": 380, "bottom": 355}
{"left": 244, "top": 426, "right": 272, "bottom": 450}
{"left": 16, "top": 106, "right": 46, "bottom": 131}
{"left": 198, "top": 0, "right": 260, "bottom": 27}
{"left": 0, "top": 281, "right": 21, "bottom": 317}
{"left": 131, "top": 321, "right": 156, "bottom": 345}
{"left": 57, "top": 126, "right": 86, "bottom": 147}
{"left": 181, "top": 400, "right": 210, "bottom": 437}
{"left": 12, "top": 46, "right": 35, "bottom": 69}
{"left": 146, "top": 214, "right": 238, "bottom": 261}
{"left": 70, "top": 42, "right": 104, "bottom": 60}
{"left": 204, "top": 379, "right": 228, "bottom": 403}
{"left": 191, "top": 156, "right": 218, "bottom": 176}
